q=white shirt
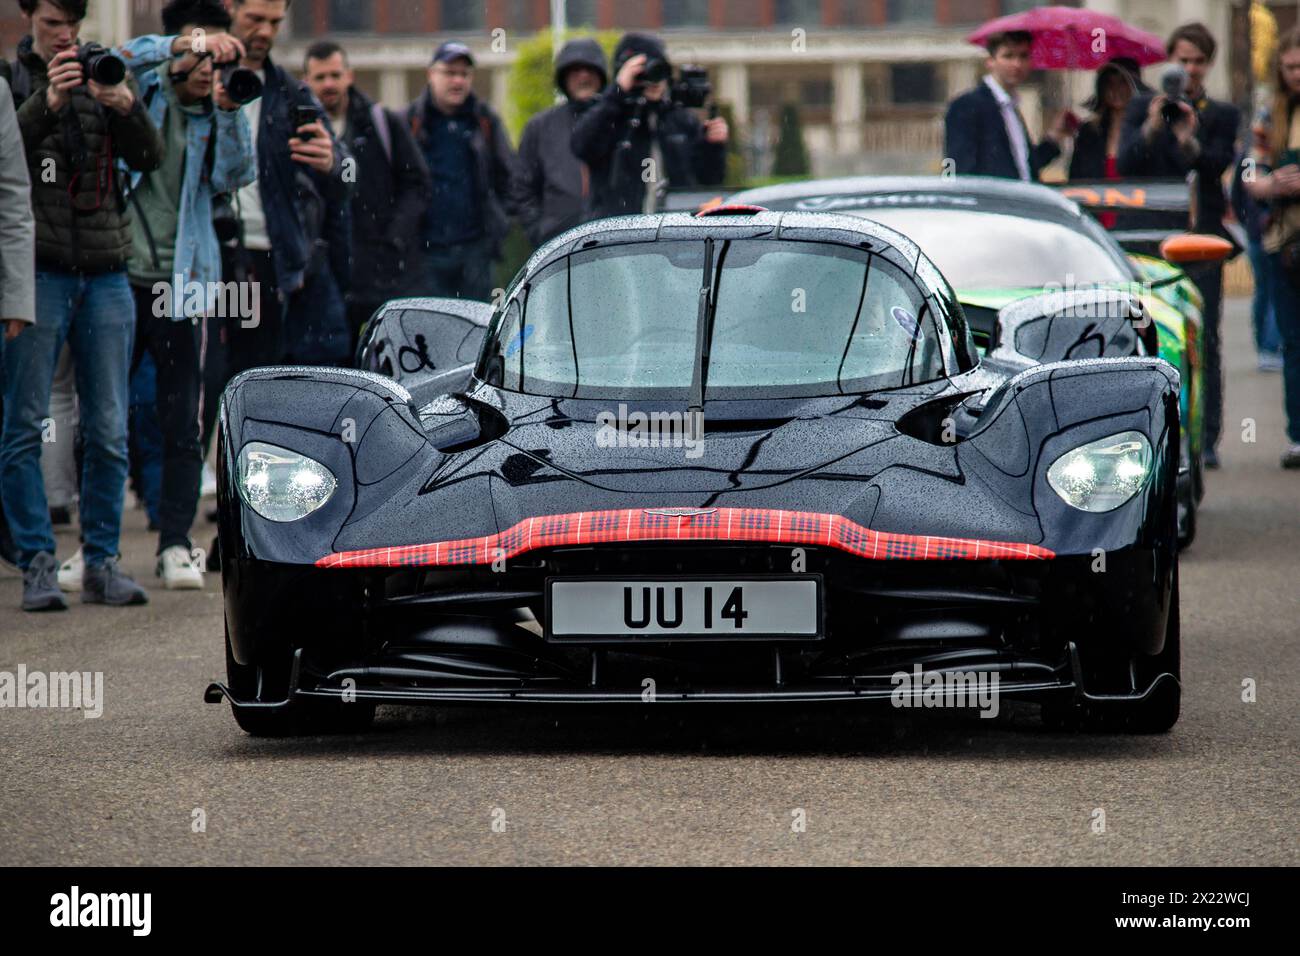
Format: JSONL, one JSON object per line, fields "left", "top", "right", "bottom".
{"left": 235, "top": 70, "right": 270, "bottom": 251}
{"left": 984, "top": 74, "right": 1031, "bottom": 182}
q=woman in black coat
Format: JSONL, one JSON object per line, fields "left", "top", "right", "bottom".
{"left": 1069, "top": 62, "right": 1138, "bottom": 182}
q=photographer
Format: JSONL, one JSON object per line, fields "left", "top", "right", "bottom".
{"left": 571, "top": 33, "right": 727, "bottom": 222}
{"left": 221, "top": 0, "right": 352, "bottom": 374}
{"left": 1118, "top": 22, "right": 1240, "bottom": 469}
{"left": 2, "top": 0, "right": 163, "bottom": 611}
{"left": 113, "top": 0, "right": 256, "bottom": 590}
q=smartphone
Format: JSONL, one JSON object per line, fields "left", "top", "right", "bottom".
{"left": 294, "top": 104, "right": 320, "bottom": 140}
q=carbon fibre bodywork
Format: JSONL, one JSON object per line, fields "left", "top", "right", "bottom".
{"left": 208, "top": 211, "right": 1182, "bottom": 732}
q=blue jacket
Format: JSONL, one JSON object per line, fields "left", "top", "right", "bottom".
{"left": 118, "top": 35, "right": 255, "bottom": 318}
{"left": 944, "top": 81, "right": 1060, "bottom": 181}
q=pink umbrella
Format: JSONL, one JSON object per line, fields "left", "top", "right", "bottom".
{"left": 967, "top": 6, "right": 1166, "bottom": 71}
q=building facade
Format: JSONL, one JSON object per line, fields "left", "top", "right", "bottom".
{"left": 1, "top": 0, "right": 1262, "bottom": 176}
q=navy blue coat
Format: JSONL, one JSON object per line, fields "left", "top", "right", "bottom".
{"left": 944, "top": 82, "right": 1060, "bottom": 181}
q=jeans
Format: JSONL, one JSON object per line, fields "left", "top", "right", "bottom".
{"left": 1, "top": 268, "right": 134, "bottom": 569}
{"left": 128, "top": 351, "right": 163, "bottom": 529}
{"left": 39, "top": 344, "right": 79, "bottom": 510}
{"left": 421, "top": 237, "right": 494, "bottom": 303}
{"left": 131, "top": 284, "right": 206, "bottom": 553}
{"left": 1184, "top": 260, "right": 1225, "bottom": 453}
{"left": 1247, "top": 239, "right": 1282, "bottom": 356}
{"left": 1269, "top": 258, "right": 1300, "bottom": 444}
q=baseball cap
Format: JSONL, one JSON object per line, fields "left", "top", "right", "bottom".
{"left": 432, "top": 41, "right": 475, "bottom": 67}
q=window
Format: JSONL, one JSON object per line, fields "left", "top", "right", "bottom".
{"left": 890, "top": 64, "right": 938, "bottom": 105}
{"left": 886, "top": 0, "right": 935, "bottom": 24}
{"left": 486, "top": 240, "right": 944, "bottom": 399}
{"left": 563, "top": 0, "right": 597, "bottom": 27}
{"left": 856, "top": 209, "right": 1132, "bottom": 289}
{"left": 662, "top": 0, "right": 711, "bottom": 28}
{"left": 442, "top": 0, "right": 485, "bottom": 31}
{"left": 329, "top": 0, "right": 372, "bottom": 33}
{"left": 774, "top": 0, "right": 822, "bottom": 25}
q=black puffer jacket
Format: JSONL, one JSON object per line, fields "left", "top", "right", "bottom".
{"left": 10, "top": 36, "right": 163, "bottom": 272}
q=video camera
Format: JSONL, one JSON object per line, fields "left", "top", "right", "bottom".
{"left": 76, "top": 42, "right": 126, "bottom": 86}
{"left": 634, "top": 58, "right": 712, "bottom": 110}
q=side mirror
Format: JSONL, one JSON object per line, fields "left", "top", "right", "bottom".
{"left": 1159, "top": 233, "right": 1233, "bottom": 264}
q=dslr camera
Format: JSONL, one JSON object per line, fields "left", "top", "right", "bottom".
{"left": 77, "top": 42, "right": 126, "bottom": 86}
{"left": 634, "top": 58, "right": 712, "bottom": 110}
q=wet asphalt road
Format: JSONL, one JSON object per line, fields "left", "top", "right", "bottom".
{"left": 0, "top": 298, "right": 1296, "bottom": 866}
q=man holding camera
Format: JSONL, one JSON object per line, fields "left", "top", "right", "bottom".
{"left": 1119, "top": 22, "right": 1240, "bottom": 469}
{"left": 110, "top": 0, "right": 255, "bottom": 590}
{"left": 2, "top": 0, "right": 163, "bottom": 611}
{"left": 219, "top": 0, "right": 352, "bottom": 375}
{"left": 571, "top": 33, "right": 728, "bottom": 222}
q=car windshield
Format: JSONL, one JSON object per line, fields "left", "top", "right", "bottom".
{"left": 829, "top": 208, "right": 1133, "bottom": 290}
{"left": 484, "top": 239, "right": 948, "bottom": 400}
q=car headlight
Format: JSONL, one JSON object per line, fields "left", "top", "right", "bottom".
{"left": 1047, "top": 431, "right": 1153, "bottom": 513}
{"left": 237, "top": 441, "right": 337, "bottom": 522}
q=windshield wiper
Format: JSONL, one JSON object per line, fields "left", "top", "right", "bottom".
{"left": 687, "top": 239, "right": 731, "bottom": 440}
{"left": 687, "top": 238, "right": 716, "bottom": 441}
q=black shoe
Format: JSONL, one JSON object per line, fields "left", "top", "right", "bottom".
{"left": 1203, "top": 448, "right": 1220, "bottom": 470}
{"left": 49, "top": 505, "right": 73, "bottom": 527}
{"left": 1282, "top": 445, "right": 1300, "bottom": 470}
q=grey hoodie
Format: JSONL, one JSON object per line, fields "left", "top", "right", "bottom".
{"left": 0, "top": 76, "right": 34, "bottom": 323}
{"left": 512, "top": 38, "right": 608, "bottom": 248}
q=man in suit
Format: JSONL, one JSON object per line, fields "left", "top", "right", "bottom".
{"left": 1118, "top": 22, "right": 1240, "bottom": 469}
{"left": 944, "top": 30, "right": 1073, "bottom": 181}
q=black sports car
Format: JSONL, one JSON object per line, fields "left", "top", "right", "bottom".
{"left": 206, "top": 208, "right": 1181, "bottom": 735}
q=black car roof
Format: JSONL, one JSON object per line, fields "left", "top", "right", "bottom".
{"left": 729, "top": 175, "right": 1087, "bottom": 222}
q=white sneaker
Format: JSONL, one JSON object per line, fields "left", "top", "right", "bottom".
{"left": 157, "top": 545, "right": 205, "bottom": 590}
{"left": 200, "top": 462, "right": 218, "bottom": 498}
{"left": 57, "top": 548, "right": 83, "bottom": 592}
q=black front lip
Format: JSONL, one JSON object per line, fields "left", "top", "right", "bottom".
{"left": 204, "top": 643, "right": 1179, "bottom": 711}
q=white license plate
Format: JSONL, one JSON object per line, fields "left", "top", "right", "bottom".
{"left": 547, "top": 578, "right": 820, "bottom": 639}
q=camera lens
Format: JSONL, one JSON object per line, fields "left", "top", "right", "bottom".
{"left": 219, "top": 64, "right": 263, "bottom": 105}
{"left": 79, "top": 45, "right": 126, "bottom": 86}
{"left": 640, "top": 57, "right": 672, "bottom": 85}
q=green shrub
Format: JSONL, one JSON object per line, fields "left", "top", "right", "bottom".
{"left": 771, "top": 103, "right": 809, "bottom": 177}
